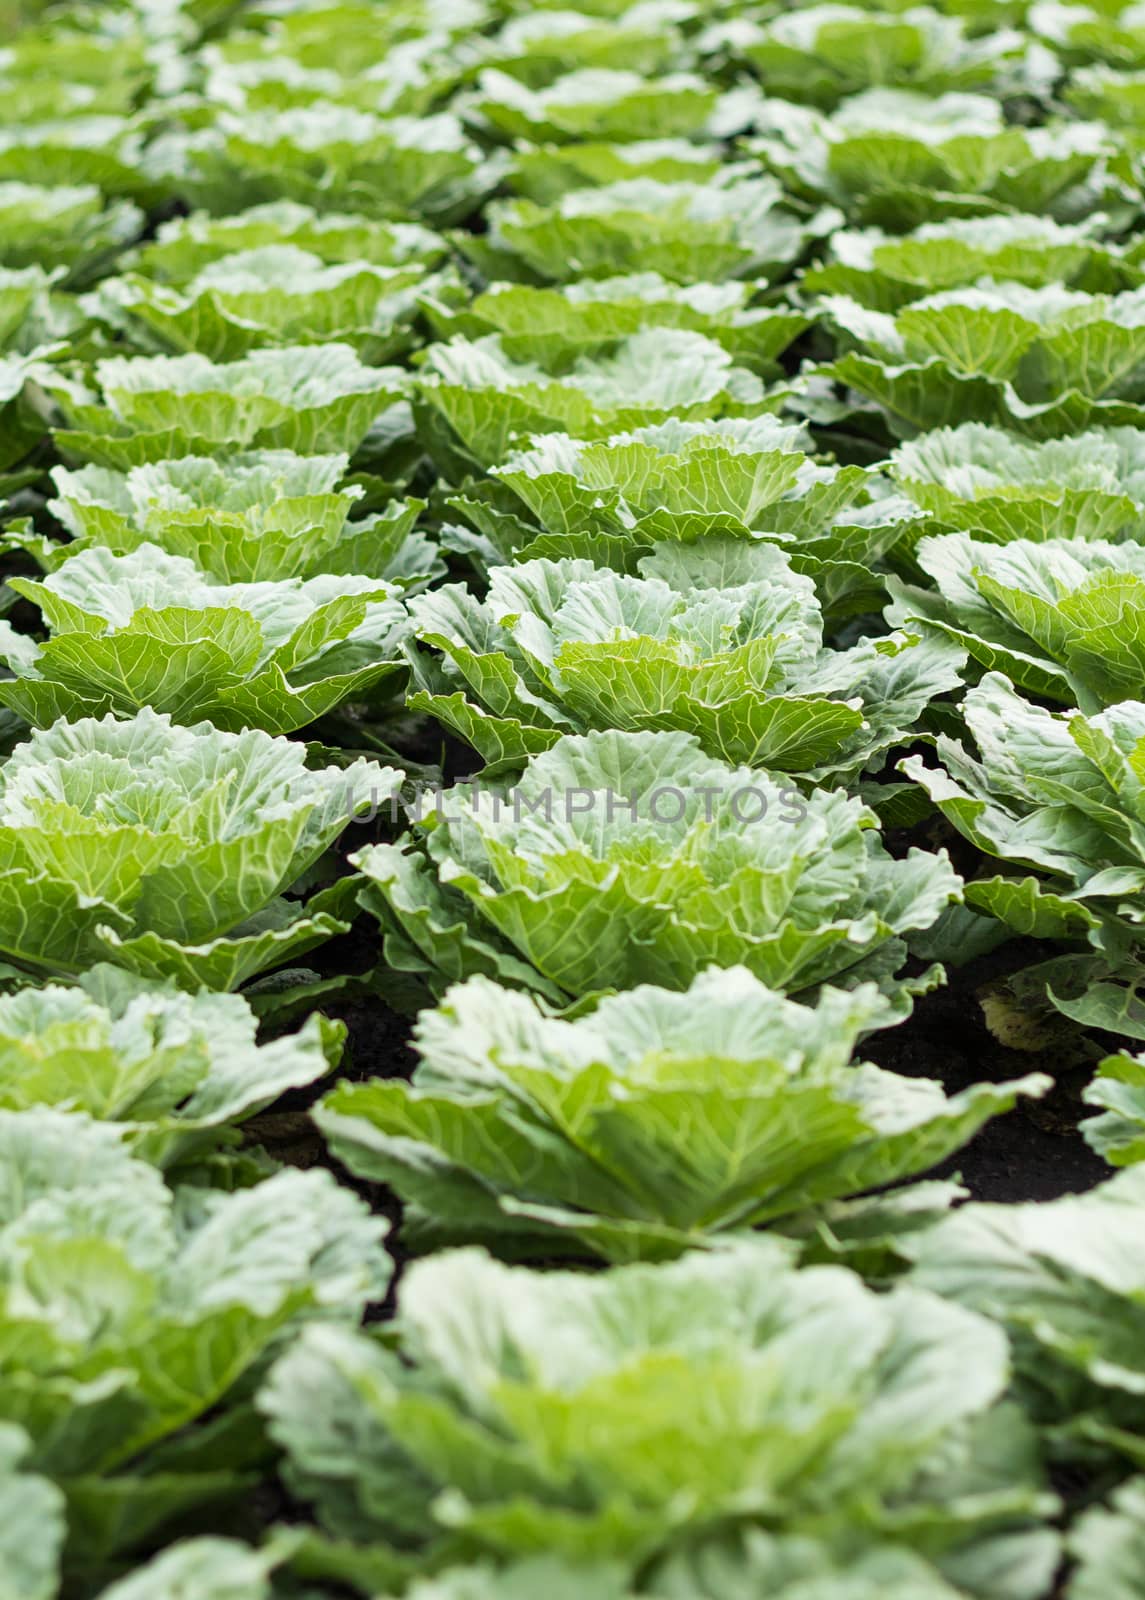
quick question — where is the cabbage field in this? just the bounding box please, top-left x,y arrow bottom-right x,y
10,0 -> 1145,1595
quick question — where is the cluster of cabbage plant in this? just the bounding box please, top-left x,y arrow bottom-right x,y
4,0 -> 1145,1595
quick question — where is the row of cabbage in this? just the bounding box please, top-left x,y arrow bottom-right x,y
8,0 -> 1145,1596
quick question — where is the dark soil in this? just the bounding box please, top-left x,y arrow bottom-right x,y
864,946 -> 1111,1204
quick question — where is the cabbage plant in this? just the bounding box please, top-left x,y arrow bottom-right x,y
318,967 -> 1046,1261
803,214 -> 1134,310
158,105 -> 507,223
1067,1479 -> 1145,1600
0,708 -> 399,987
1,1425 -> 64,1597
822,281 -> 1145,435
752,89 -> 1131,229
86,1537 -> 297,1600
0,1109 -> 390,1567
505,137 -> 726,207
0,544 -> 409,733
0,181 -> 142,285
415,329 -> 775,471
83,1538 -> 985,1600
476,2 -> 689,82
908,1168 -> 1145,1469
0,965 -> 340,1169
0,116 -> 162,205
48,346 -> 406,469
29,451 -> 433,586
889,422 -> 1145,539
903,672 -> 1145,957
487,417 -> 873,549
0,349 -> 53,481
354,727 -> 961,1003
216,0 -> 485,64
87,246 -> 444,364
888,531 -> 1145,708
0,27 -> 148,121
259,1241 -> 1055,1588
1033,1 -> 1145,70
421,274 -> 809,374
407,547 -> 964,778
466,419 -> 911,618
127,201 -> 448,284
381,1548 -> 990,1600
462,68 -> 724,145
195,24 -> 465,120
721,3 -> 1049,107
1081,1044 -> 1145,1166
1067,61 -> 1145,134
0,265 -> 61,354
468,173 -> 842,285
